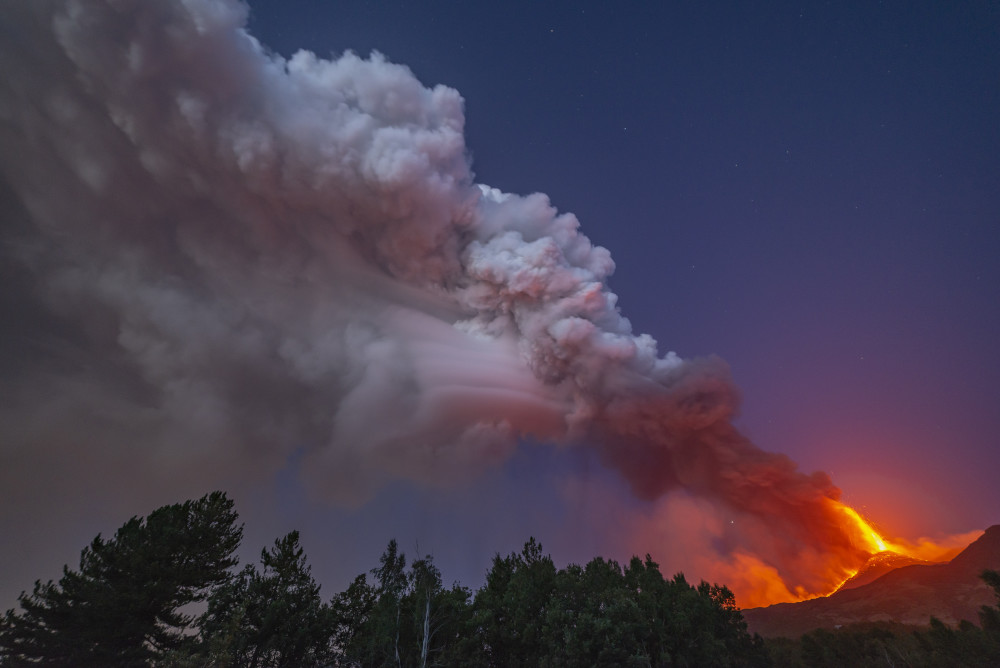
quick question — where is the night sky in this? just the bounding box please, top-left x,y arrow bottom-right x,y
1,0 -> 998,609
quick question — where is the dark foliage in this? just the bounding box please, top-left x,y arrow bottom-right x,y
332,539 -> 476,667
9,492 -> 925,668
198,530 -> 336,667
446,539 -> 767,668
0,491 -> 242,667
762,569 -> 1000,667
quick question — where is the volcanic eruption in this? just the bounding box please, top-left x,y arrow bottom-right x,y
0,0 -> 977,607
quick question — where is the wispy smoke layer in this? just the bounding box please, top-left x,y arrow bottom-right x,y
1,0 -> 869,598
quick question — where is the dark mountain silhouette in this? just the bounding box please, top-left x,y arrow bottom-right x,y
743,525 -> 1000,638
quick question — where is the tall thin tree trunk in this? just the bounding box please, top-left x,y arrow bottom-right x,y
395,603 -> 401,668
420,595 -> 430,668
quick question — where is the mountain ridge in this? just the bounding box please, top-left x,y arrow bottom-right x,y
835,551 -> 930,592
742,525 -> 1000,638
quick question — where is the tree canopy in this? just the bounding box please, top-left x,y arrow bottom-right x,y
198,530 -> 335,667
4,491 -> 997,667
0,491 -> 242,666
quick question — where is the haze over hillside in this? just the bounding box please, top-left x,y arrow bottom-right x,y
743,525 -> 1000,638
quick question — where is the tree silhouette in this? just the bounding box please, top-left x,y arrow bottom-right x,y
0,496 -> 794,667
0,492 -> 241,666
199,530 -> 335,667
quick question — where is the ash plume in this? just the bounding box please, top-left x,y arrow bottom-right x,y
1,0 -> 869,599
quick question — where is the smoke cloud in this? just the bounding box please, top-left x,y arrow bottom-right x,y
1,0 -> 873,601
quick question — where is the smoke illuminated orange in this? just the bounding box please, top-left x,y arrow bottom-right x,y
829,501 -> 978,563
721,499 -> 984,608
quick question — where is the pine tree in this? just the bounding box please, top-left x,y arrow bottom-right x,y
0,491 -> 242,666
200,530 -> 335,667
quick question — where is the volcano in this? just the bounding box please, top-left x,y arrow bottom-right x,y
742,525 -> 1000,637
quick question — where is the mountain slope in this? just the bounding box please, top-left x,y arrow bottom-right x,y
743,525 -> 1000,638
835,551 -> 930,592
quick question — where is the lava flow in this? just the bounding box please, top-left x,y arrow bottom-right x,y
717,499 -> 983,609
812,501 -> 979,601
835,503 -> 890,555
833,501 -> 978,563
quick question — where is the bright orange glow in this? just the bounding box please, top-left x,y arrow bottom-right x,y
835,502 -> 889,554
719,500 -> 983,608
829,501 -> 981,563
637,485 -> 982,609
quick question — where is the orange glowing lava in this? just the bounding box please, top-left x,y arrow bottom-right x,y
835,502 -> 890,555
722,500 -> 982,608
829,501 -> 978,562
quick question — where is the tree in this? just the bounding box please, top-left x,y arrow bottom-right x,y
539,557 -> 648,667
331,541 -> 477,667
199,530 -> 335,667
979,569 -> 1000,636
471,537 -> 558,667
333,539 -> 409,667
331,573 -> 378,664
404,555 -> 476,668
768,572 -> 1000,667
907,569 -> 1000,667
659,575 -> 767,666
0,491 -> 242,667
470,541 -> 768,667
373,538 -> 409,667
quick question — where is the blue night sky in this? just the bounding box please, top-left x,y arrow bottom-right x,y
1,0 -> 998,608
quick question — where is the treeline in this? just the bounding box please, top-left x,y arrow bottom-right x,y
765,585 -> 1000,668
2,492 -> 998,667
0,491 -> 767,666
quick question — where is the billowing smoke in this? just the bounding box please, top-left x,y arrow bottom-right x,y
1,0 -> 872,601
